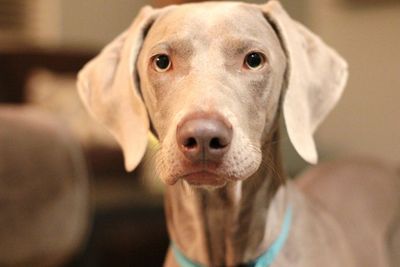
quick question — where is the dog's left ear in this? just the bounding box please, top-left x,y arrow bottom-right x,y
77,6 -> 160,171
260,1 -> 348,164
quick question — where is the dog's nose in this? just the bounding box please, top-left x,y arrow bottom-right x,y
176,117 -> 232,162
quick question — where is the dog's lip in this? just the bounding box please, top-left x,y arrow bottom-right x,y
180,170 -> 225,186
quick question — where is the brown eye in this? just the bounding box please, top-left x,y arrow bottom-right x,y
244,52 -> 264,70
153,54 -> 171,72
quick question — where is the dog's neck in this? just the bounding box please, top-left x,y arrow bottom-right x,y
164,128 -> 291,266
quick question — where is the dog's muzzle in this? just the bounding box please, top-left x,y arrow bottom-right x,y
175,113 -> 233,186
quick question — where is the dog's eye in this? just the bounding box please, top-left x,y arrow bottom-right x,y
244,52 -> 264,70
153,54 -> 171,72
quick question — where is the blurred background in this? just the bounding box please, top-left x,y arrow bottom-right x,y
0,0 -> 399,266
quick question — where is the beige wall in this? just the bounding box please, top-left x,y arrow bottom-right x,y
59,0 -> 149,49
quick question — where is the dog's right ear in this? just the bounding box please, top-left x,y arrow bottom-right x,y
77,6 -> 160,172
260,1 -> 348,164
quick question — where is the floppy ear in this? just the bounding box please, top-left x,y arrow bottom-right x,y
77,6 -> 160,171
261,1 -> 348,164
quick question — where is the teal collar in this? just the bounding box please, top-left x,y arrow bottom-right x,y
172,205 -> 293,267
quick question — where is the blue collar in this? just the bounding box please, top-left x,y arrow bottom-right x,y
172,205 -> 293,267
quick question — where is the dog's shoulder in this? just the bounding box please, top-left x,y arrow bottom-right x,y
294,158 -> 400,266
295,158 -> 400,212
294,158 -> 400,226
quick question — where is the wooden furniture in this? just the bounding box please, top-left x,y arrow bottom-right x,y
0,48 -> 94,103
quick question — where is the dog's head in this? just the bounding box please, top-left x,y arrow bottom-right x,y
77,1 -> 347,187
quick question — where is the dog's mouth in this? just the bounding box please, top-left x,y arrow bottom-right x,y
160,149 -> 261,187
180,170 -> 226,187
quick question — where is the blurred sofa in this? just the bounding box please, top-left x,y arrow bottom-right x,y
0,106 -> 90,267
0,48 -> 168,266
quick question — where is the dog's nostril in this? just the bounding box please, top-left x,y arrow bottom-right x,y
184,137 -> 197,149
209,137 -> 226,149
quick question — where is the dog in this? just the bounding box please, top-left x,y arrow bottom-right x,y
77,1 -> 400,266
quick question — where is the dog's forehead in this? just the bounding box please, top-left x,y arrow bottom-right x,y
150,2 -> 270,42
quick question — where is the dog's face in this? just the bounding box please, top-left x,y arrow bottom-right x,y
137,3 -> 286,187
77,1 -> 347,189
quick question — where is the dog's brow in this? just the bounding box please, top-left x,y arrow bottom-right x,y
222,37 -> 268,57
150,38 -> 193,58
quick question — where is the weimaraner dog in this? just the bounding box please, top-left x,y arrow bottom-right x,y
77,1 -> 400,266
